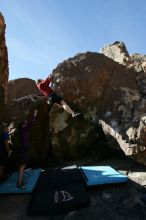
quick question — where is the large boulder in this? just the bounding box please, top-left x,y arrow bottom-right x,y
52,52 -> 136,121
0,12 -> 8,131
50,51 -> 146,165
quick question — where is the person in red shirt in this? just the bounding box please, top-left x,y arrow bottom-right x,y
36,75 -> 81,118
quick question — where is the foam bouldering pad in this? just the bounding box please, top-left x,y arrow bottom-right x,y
80,166 -> 128,186
0,168 -> 41,194
28,168 -> 89,215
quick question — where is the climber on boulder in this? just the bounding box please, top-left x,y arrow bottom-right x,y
36,75 -> 81,118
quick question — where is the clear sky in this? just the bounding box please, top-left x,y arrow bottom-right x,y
0,0 -> 146,80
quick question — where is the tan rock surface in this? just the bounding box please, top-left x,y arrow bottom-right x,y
0,12 -> 8,130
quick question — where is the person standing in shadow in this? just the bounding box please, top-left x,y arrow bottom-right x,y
16,109 -> 37,189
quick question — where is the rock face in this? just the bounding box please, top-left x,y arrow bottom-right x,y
100,42 -> 146,165
0,12 -> 8,131
7,78 -> 41,102
50,51 -> 146,165
48,105 -> 104,161
100,41 -> 129,64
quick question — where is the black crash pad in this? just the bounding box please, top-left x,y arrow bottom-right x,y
28,168 -> 89,216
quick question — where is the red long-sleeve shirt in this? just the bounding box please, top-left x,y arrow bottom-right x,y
37,77 -> 53,97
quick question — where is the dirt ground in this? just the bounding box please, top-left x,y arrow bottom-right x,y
1,157 -> 146,220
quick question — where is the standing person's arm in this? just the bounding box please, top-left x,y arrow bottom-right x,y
26,109 -> 38,128
3,132 -> 11,157
34,109 -> 38,117
4,141 -> 11,157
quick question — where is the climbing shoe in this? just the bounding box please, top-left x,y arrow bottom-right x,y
72,112 -> 81,118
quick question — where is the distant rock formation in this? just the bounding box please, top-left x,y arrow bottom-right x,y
0,12 -> 8,131
8,78 -> 41,102
100,41 -> 146,73
100,41 -> 129,64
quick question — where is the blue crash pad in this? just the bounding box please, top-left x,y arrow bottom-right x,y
80,166 -> 128,186
0,168 -> 41,194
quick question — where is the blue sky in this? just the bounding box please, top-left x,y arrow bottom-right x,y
0,0 -> 146,80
